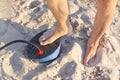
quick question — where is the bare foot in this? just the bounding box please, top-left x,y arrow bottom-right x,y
39,21 -> 72,45
83,39 -> 100,66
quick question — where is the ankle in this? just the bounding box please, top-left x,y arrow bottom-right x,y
57,25 -> 68,34
88,38 -> 100,46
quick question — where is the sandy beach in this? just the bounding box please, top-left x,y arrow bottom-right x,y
0,0 -> 120,80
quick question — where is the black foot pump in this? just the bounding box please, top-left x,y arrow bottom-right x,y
0,30 -> 61,63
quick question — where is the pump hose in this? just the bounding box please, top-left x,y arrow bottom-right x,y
0,40 -> 40,51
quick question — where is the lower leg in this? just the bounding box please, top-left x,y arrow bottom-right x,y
83,0 -> 117,66
39,0 -> 72,45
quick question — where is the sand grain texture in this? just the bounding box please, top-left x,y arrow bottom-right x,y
0,0 -> 120,80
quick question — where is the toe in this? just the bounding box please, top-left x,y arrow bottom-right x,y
40,38 -> 53,45
83,56 -> 89,66
39,37 -> 46,42
39,36 -> 47,45
39,32 -> 49,43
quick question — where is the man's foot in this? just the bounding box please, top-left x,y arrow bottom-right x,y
39,21 -> 72,45
83,38 -> 100,66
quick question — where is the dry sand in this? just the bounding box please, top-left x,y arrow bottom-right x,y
0,0 -> 120,80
